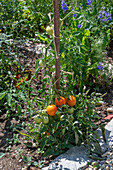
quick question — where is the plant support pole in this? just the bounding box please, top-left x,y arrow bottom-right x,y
53,0 -> 60,90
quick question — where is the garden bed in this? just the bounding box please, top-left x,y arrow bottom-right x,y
0,41 -> 113,170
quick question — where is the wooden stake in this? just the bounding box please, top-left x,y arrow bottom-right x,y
53,0 -> 60,90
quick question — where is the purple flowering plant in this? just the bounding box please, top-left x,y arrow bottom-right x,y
61,0 -> 68,13
98,14 -> 103,19
98,7 -> 112,22
87,0 -> 93,5
59,0 -> 112,87
97,62 -> 103,70
77,23 -> 82,28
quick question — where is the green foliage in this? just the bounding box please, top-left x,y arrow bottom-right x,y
0,33 -> 33,118
59,1 -> 113,90
0,0 -> 53,38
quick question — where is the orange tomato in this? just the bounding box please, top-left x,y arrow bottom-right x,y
55,96 -> 66,107
14,83 -> 20,89
47,132 -> 50,136
16,75 -> 21,80
46,104 -> 57,116
66,95 -> 76,107
14,82 -> 19,89
42,132 -> 50,137
14,75 -> 28,89
20,80 -> 23,85
16,85 -> 20,89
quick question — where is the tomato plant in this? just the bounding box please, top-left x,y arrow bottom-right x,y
14,75 -> 28,89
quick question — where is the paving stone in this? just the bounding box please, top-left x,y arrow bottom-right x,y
105,119 -> 113,147
42,145 -> 92,170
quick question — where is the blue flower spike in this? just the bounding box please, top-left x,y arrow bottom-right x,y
97,62 -> 103,70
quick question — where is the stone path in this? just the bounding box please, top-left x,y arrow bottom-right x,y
42,119 -> 113,170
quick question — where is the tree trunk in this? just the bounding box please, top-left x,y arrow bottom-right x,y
53,0 -> 60,90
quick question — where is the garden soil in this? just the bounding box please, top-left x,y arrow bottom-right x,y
0,41 -> 113,170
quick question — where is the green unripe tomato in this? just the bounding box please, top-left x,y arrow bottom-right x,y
34,115 -> 42,123
68,107 -> 74,114
42,116 -> 49,124
46,26 -> 53,36
39,59 -> 45,66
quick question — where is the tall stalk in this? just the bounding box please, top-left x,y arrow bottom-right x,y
53,0 -> 60,91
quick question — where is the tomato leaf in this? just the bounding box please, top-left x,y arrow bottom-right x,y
17,105 -> 21,115
40,137 -> 47,151
7,93 -> 12,106
0,92 -> 6,100
42,148 -> 54,157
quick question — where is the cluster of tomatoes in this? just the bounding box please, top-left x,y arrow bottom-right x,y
34,95 -> 76,137
34,95 -> 76,124
46,95 -> 76,116
14,75 -> 28,89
